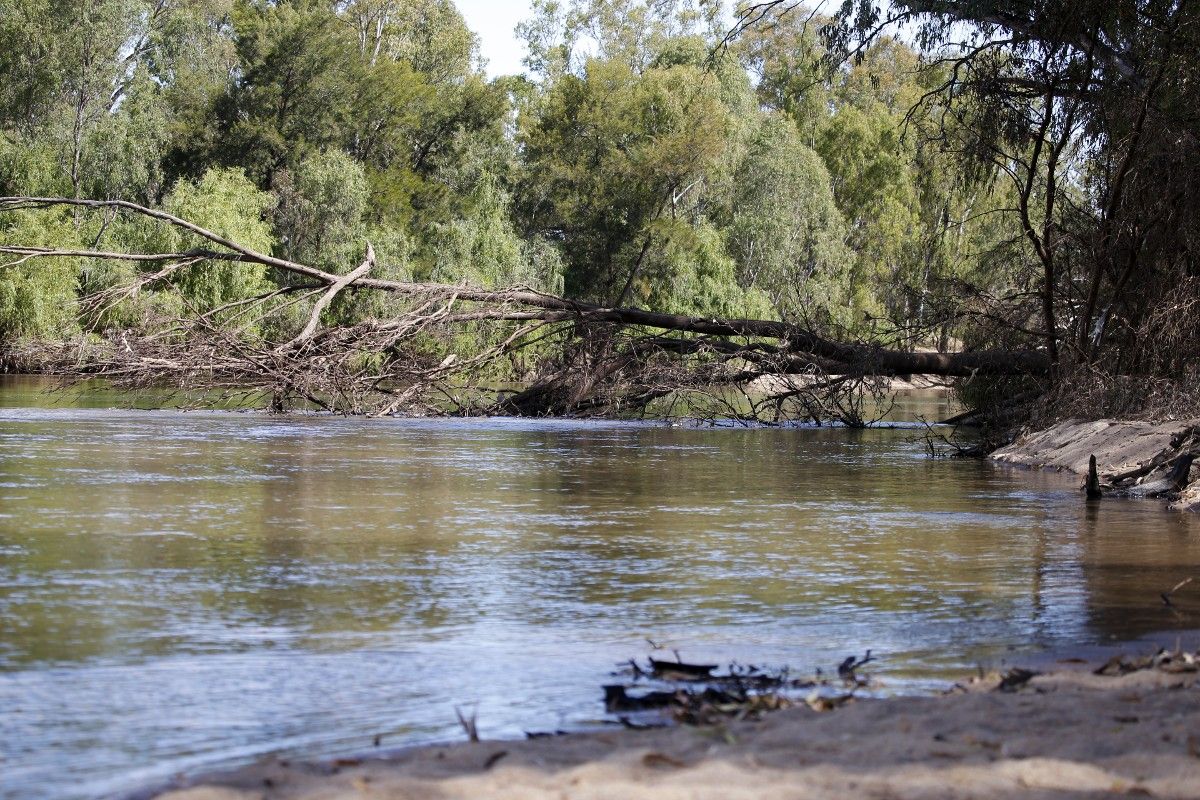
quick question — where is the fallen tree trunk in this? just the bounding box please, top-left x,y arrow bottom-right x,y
0,196 -> 1051,418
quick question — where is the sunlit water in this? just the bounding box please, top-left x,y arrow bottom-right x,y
2,376 -> 1199,800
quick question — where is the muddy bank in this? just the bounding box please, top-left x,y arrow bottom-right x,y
152,661 -> 1200,800
992,418 -> 1200,511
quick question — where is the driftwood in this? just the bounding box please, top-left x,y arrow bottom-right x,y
0,195 -> 1053,418
1117,453 -> 1196,498
1161,576 -> 1196,607
1089,451 -> 1197,500
606,652 -> 874,728
1094,646 -> 1200,676
649,658 -> 718,680
1106,449 -> 1181,485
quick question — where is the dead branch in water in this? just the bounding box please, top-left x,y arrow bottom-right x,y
454,706 -> 480,743
1161,577 -> 1196,607
1,196 -> 1052,418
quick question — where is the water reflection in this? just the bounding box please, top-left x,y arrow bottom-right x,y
1,377 -> 1198,800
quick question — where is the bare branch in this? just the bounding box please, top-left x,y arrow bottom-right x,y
276,244 -> 375,353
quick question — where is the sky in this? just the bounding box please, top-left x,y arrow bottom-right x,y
455,0 -> 536,77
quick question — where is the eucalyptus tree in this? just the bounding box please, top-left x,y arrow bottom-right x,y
517,48 -> 738,309
0,0 -> 239,338
738,0 -> 1200,398
0,0 -> 234,202
337,0 -> 476,78
517,2 -> 788,320
911,0 -> 1197,389
212,0 -> 365,183
518,0 -> 726,78
727,116 -> 854,329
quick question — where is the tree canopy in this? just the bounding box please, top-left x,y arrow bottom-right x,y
1,0 -> 1194,418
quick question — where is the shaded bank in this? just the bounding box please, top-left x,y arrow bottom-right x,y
151,662 -> 1200,800
992,419 -> 1200,512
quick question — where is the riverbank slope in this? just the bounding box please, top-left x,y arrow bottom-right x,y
155,664 -> 1200,800
991,418 -> 1200,511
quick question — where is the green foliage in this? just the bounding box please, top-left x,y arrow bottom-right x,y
429,175 -> 562,291
81,72 -> 172,202
728,117 -> 853,328
518,0 -> 724,78
219,0 -> 361,180
517,54 -> 735,305
734,5 -> 831,141
341,0 -> 478,80
642,218 -> 775,319
814,99 -> 920,323
0,0 -> 1033,366
273,150 -> 369,271
0,133 -> 68,197
155,168 -> 274,311
0,209 -> 81,339
0,0 -> 233,199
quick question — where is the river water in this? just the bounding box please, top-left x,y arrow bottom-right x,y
2,376 -> 1199,799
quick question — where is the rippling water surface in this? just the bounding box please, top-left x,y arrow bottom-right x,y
2,376 -> 1199,799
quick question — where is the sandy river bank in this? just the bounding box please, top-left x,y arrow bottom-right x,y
153,658 -> 1200,800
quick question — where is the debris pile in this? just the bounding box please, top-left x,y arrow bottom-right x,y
1094,646 -> 1199,676
600,650 -> 878,728
952,645 -> 1200,694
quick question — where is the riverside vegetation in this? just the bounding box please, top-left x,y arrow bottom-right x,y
1,0 -> 1197,426
7,4 -> 1200,796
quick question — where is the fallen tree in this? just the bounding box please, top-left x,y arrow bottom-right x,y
0,196 -> 1050,420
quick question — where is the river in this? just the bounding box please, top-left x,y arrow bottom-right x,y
2,376 -> 1198,799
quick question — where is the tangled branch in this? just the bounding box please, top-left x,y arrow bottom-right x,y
0,196 -> 1050,420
